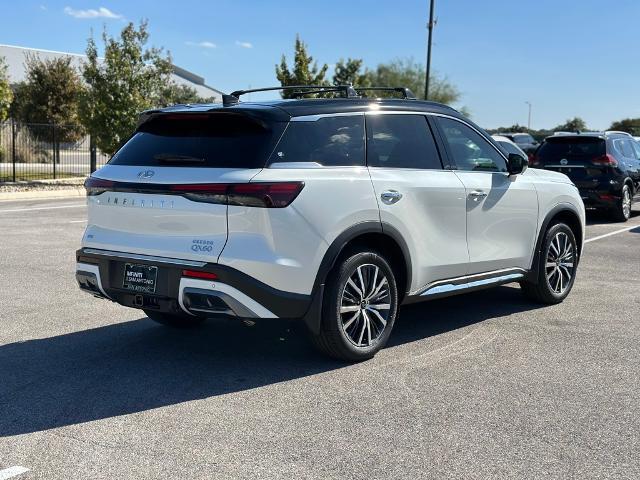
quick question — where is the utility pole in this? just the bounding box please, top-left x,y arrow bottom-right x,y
525,101 -> 532,130
425,0 -> 435,100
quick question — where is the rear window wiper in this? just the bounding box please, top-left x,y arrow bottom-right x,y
153,153 -> 205,164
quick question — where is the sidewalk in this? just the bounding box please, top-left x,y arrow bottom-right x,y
0,177 -> 86,201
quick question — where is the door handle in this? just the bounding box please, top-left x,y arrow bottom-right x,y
469,190 -> 488,201
380,190 -> 403,204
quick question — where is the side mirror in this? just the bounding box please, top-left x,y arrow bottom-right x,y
507,153 -> 528,175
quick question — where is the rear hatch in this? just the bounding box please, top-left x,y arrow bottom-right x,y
535,136 -> 610,188
83,110 -> 287,262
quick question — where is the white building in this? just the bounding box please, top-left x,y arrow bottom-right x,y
0,44 -> 223,102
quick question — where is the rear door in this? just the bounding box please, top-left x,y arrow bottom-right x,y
434,116 -> 538,274
365,112 -> 469,292
84,111 -> 286,262
612,137 -> 640,184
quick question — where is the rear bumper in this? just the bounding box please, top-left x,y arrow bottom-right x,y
75,248 -> 312,320
577,188 -> 620,209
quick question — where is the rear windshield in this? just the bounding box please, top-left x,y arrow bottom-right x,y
537,137 -> 605,163
109,113 -> 285,168
513,134 -> 534,144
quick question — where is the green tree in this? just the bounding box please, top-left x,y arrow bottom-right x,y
80,20 -> 172,155
492,124 -> 529,133
367,58 -> 460,105
275,35 -> 328,98
553,117 -> 588,133
332,58 -> 371,88
156,82 -> 214,107
608,118 -> 640,136
0,56 -> 12,122
11,54 -> 85,142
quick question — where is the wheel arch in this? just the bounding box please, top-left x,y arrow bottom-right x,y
302,221 -> 412,334
527,203 -> 583,284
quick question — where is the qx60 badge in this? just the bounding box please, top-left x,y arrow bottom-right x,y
137,170 -> 155,179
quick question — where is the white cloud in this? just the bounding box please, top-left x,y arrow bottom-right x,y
64,6 -> 123,19
185,41 -> 217,49
235,41 -> 253,49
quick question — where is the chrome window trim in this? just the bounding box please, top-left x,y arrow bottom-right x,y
363,110 -> 511,168
290,112 -> 365,122
288,109 -> 509,172
82,248 -> 207,267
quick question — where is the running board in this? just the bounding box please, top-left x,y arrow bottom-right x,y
407,268 -> 526,302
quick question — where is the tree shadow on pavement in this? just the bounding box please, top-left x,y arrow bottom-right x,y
0,285 -> 541,437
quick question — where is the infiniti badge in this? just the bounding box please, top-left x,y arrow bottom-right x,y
137,170 -> 155,179
560,159 -> 568,165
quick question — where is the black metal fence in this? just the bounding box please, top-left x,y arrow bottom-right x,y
0,120 -> 110,182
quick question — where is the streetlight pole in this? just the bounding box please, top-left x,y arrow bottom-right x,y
425,0 -> 435,100
525,101 -> 532,131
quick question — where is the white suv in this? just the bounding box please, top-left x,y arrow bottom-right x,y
76,86 -> 585,361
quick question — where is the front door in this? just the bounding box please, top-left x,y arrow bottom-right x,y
434,116 -> 538,274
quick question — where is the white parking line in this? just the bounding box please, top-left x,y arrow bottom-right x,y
585,225 -> 639,244
0,466 -> 29,479
0,204 -> 85,214
69,220 -> 86,223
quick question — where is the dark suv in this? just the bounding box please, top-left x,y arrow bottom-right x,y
532,132 -> 639,221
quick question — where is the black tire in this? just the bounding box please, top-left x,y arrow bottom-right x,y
310,250 -> 399,362
144,310 -> 205,328
610,184 -> 632,222
520,222 -> 578,304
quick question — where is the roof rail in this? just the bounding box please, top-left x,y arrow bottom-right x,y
604,130 -> 632,137
223,85 -> 359,106
354,87 -> 416,99
222,85 -> 419,106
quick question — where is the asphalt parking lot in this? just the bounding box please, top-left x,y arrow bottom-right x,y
0,197 -> 639,479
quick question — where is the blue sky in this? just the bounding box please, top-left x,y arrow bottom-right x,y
1,0 -> 638,130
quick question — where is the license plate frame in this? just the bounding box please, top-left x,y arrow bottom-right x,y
123,263 -> 158,294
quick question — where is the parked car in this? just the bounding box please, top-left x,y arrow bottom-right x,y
76,85 -> 585,361
497,132 -> 539,156
492,135 -> 529,160
532,131 -> 639,221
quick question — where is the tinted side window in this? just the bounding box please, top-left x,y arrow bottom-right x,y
437,117 -> 508,172
270,115 -> 365,167
614,138 -> 634,158
366,115 -> 442,169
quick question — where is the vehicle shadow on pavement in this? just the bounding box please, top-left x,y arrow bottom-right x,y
0,285 -> 541,437
585,208 -> 639,225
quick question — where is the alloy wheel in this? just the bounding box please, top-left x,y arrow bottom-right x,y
339,264 -> 391,347
622,187 -> 632,220
545,232 -> 575,295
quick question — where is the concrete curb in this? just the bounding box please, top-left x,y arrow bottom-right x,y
0,188 -> 85,202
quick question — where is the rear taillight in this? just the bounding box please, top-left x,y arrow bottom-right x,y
228,182 -> 305,208
84,177 -> 115,196
528,153 -> 539,166
591,154 -> 617,166
84,177 -> 304,208
170,182 -> 304,207
182,269 -> 218,280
